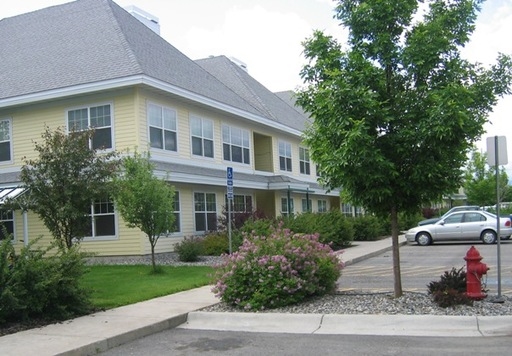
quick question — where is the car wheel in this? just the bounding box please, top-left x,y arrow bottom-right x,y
481,230 -> 497,244
416,232 -> 432,246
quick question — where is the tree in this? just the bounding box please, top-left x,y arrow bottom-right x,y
296,0 -> 512,297
464,148 -> 509,206
18,126 -> 119,249
113,152 -> 175,271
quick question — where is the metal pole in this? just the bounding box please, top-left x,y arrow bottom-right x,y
228,196 -> 232,254
495,135 -> 502,298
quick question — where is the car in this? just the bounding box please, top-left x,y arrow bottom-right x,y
417,205 -> 481,226
406,210 -> 512,246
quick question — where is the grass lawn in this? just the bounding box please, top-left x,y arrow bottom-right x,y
81,265 -> 215,309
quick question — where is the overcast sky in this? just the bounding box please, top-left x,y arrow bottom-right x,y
2,0 -> 511,174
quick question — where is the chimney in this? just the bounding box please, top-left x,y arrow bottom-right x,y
125,5 -> 160,35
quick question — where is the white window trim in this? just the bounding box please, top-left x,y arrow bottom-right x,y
278,140 -> 292,172
0,118 -> 13,165
299,146 -> 311,175
222,124 -> 251,165
193,191 -> 217,233
0,209 -> 16,242
82,199 -> 118,242
66,102 -> 115,151
147,101 -> 178,154
190,114 -> 214,159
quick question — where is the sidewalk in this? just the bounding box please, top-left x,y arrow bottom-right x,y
1,236 -> 511,355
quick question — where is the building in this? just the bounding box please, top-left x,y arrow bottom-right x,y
0,0 -> 340,256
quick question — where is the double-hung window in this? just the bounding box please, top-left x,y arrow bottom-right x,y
225,194 -> 253,213
222,125 -> 250,164
194,192 -> 217,232
171,191 -> 181,233
318,200 -> 327,213
281,197 -> 294,217
0,119 -> 12,162
302,198 -> 312,213
86,197 -> 116,238
0,210 -> 14,240
279,141 -> 292,172
190,116 -> 214,158
299,147 -> 310,175
68,104 -> 112,149
148,103 -> 177,152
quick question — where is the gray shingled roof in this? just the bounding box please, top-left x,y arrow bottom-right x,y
196,56 -> 310,132
0,0 -> 263,118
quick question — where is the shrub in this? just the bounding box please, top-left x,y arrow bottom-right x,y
0,238 -> 93,324
427,267 -> 473,308
351,215 -> 386,241
281,210 -> 353,250
202,232 -> 229,256
174,236 -> 204,262
212,226 -> 344,310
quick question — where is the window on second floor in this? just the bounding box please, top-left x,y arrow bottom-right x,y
190,116 -> 214,158
279,141 -> 292,172
299,147 -> 310,175
68,104 -> 112,150
148,103 -> 177,152
0,119 -> 12,162
222,125 -> 250,164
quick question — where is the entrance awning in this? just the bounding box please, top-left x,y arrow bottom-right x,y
0,186 -> 27,205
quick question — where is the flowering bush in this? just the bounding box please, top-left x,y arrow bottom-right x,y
212,226 -> 344,310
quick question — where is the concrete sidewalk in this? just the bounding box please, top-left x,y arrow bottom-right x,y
1,236 -> 510,356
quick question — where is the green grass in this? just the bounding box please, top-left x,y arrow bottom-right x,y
81,265 -> 215,309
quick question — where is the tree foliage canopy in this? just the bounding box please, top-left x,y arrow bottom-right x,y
296,0 -> 512,217
18,126 -> 119,249
464,148 -> 509,206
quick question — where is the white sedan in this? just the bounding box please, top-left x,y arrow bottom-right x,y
406,210 -> 512,246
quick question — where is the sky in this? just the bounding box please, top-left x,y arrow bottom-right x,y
2,0 -> 512,174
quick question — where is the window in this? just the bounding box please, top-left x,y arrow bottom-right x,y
318,200 -> 327,213
225,194 -> 253,213
302,198 -> 312,213
281,197 -> 294,217
148,103 -> 177,152
279,141 -> 292,172
171,191 -> 181,233
68,104 -> 112,149
0,119 -> 11,162
190,116 -> 214,158
342,203 -> 353,217
222,125 -> 250,164
86,197 -> 116,237
299,147 -> 310,175
445,213 -> 463,224
0,210 -> 14,240
194,192 -> 217,232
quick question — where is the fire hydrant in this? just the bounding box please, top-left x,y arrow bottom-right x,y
464,246 -> 489,300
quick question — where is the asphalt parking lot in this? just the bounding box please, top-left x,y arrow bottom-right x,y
339,241 -> 512,296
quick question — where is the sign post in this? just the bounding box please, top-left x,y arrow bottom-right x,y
486,135 -> 508,302
227,167 -> 233,254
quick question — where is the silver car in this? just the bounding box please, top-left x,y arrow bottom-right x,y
406,210 -> 512,246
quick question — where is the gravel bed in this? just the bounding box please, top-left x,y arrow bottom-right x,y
201,291 -> 512,316
88,253 -> 512,316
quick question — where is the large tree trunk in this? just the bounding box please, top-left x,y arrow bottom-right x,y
390,206 -> 403,297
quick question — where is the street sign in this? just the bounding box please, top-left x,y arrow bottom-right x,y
227,167 -> 233,200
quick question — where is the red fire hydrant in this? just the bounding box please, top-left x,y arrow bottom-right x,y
464,246 -> 489,300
